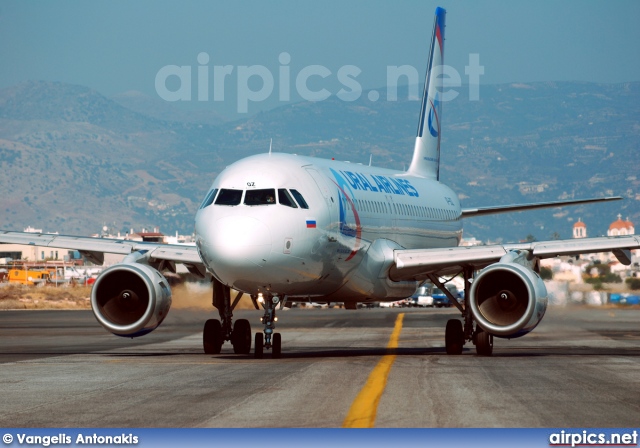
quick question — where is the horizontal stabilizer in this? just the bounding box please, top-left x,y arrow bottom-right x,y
461,196 -> 622,218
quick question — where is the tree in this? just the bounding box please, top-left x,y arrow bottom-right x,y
626,278 -> 640,290
540,266 -> 553,280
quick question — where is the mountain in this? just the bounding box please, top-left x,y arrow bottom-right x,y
0,81 -> 215,235
111,90 -> 226,126
0,80 -> 638,242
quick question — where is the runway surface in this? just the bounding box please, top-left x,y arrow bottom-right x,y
0,306 -> 639,427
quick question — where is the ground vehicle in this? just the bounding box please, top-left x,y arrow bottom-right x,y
610,293 -> 640,305
431,285 -> 462,308
414,286 -> 434,307
8,268 -> 50,285
408,286 -> 434,307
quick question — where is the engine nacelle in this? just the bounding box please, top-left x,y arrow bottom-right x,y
469,262 -> 547,339
91,263 -> 172,337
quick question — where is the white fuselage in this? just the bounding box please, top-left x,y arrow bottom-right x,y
194,153 -> 462,303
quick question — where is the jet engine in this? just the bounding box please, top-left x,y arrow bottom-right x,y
90,263 -> 172,337
469,260 -> 547,339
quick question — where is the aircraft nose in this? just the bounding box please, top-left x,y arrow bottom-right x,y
202,215 -> 272,271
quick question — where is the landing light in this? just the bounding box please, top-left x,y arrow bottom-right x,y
258,293 -> 264,303
274,317 -> 278,322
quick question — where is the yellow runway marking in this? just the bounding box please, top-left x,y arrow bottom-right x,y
342,313 -> 404,428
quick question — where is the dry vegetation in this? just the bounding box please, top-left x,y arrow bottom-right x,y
0,281 -> 256,311
0,284 -> 91,310
170,282 -> 256,311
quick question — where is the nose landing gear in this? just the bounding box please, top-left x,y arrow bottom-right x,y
254,293 -> 282,359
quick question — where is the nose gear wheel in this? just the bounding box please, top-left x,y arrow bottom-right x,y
254,293 -> 284,358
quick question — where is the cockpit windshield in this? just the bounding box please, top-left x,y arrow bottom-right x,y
244,189 -> 276,206
277,189 -> 298,208
215,189 -> 243,206
290,189 -> 309,209
212,187 -> 308,208
199,188 -> 218,210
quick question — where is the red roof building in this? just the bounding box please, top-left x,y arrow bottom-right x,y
607,214 -> 635,237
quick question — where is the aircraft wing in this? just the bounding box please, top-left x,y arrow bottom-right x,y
0,230 -> 202,267
391,235 -> 640,281
461,196 -> 622,218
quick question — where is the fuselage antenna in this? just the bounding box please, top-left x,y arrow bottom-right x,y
369,154 -> 373,166
269,138 -> 272,155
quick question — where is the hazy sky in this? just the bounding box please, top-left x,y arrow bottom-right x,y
1,0 -> 639,117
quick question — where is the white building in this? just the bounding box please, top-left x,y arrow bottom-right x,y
572,218 -> 587,238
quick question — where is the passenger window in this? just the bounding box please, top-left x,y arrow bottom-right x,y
290,189 -> 309,209
215,189 -> 242,206
278,189 -> 298,208
199,188 -> 218,210
244,188 -> 276,206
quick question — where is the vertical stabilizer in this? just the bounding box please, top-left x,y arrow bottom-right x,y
408,7 -> 446,179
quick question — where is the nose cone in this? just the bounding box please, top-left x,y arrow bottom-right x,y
199,215 -> 272,282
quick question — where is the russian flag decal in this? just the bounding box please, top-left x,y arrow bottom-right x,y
306,219 -> 317,228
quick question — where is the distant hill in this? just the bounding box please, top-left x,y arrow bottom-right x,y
111,90 -> 226,126
0,80 -> 638,242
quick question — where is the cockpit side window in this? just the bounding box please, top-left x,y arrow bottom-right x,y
199,188 -> 218,210
215,189 -> 243,206
278,189 -> 298,208
244,188 -> 276,206
290,189 -> 309,209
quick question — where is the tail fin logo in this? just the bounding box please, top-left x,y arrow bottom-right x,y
428,96 -> 441,138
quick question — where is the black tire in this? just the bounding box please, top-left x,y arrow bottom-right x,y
272,332 -> 282,358
475,328 -> 494,356
254,332 -> 264,359
203,319 -> 223,354
445,319 -> 464,355
232,319 -> 252,354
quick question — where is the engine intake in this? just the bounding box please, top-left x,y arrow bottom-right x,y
91,263 -> 172,337
469,262 -> 547,338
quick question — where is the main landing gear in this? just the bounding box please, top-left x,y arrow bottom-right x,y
429,269 -> 494,357
203,279 -> 252,355
254,293 -> 282,359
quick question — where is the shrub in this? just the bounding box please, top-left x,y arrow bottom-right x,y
540,266 -> 553,280
626,278 -> 640,291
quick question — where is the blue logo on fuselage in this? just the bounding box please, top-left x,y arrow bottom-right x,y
336,170 -> 419,197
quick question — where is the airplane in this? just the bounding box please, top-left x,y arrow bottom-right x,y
1,7 -> 639,358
